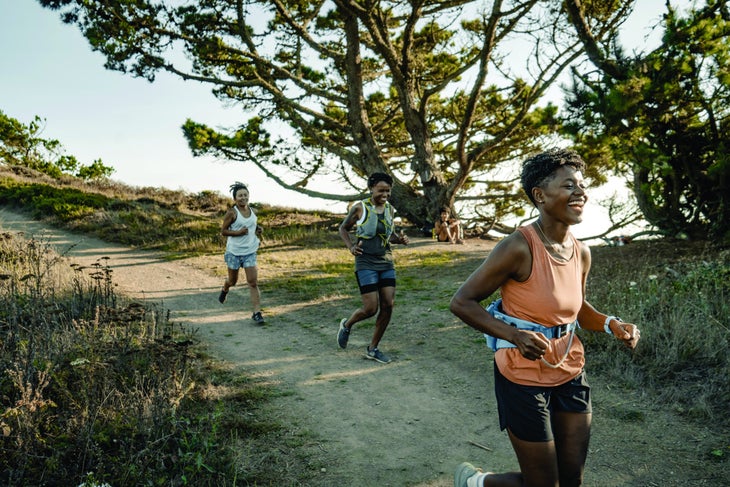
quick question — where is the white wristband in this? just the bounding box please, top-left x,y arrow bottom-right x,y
604,316 -> 621,335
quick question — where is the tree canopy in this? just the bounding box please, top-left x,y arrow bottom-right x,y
39,0 -> 727,240
39,0 -> 637,228
564,0 -> 730,242
0,110 -> 115,181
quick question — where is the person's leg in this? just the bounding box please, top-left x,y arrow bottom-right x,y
243,265 -> 260,314
369,285 -> 394,349
450,221 -> 464,243
337,290 -> 377,348
552,412 -> 591,486
222,253 -> 241,292
345,291 -> 378,327
463,364 -> 559,487
502,431 -> 559,487
551,370 -> 592,486
218,266 -> 238,303
224,267 -> 239,291
218,264 -> 239,303
344,269 -> 380,328
456,432 -> 557,487
338,270 -> 380,348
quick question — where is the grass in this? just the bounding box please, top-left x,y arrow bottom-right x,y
0,231 -> 312,486
0,167 -> 728,483
585,240 -> 730,421
0,165 -> 343,257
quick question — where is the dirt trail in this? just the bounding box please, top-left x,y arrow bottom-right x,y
1,207 -> 724,487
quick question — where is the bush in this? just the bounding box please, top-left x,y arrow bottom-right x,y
584,240 -> 730,422
0,234 -> 243,485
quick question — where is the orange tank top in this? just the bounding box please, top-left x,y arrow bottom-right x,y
495,225 -> 585,386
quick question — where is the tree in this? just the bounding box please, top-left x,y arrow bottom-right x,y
564,0 -> 730,242
0,110 -> 115,181
39,0 -> 632,228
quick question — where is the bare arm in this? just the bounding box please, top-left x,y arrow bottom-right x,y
339,202 -> 363,255
450,232 -> 550,360
576,241 -> 640,349
221,208 -> 248,237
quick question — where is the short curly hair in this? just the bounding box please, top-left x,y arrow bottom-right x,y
229,181 -> 248,198
520,148 -> 586,206
367,172 -> 393,188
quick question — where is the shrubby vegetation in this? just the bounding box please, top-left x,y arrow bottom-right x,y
0,169 -> 343,485
585,241 -> 730,423
0,233 -> 196,483
0,231 -> 319,485
0,111 -> 115,181
0,165 -> 342,256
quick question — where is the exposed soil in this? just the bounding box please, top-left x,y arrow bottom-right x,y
0,207 -> 726,487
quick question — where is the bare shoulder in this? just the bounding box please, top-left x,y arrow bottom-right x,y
340,201 -> 363,229
493,230 -> 530,259
577,238 -> 592,268
475,230 -> 531,279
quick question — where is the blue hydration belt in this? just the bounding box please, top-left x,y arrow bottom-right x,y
484,299 -> 579,352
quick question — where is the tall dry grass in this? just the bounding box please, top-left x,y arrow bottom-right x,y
0,233 -> 294,485
585,240 -> 730,424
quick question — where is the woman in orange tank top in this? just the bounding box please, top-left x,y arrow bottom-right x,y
450,149 -> 640,487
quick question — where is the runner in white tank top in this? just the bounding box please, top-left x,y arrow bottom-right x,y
218,182 -> 265,324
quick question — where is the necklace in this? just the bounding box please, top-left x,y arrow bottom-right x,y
535,220 -> 570,262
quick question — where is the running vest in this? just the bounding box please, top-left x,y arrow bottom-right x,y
355,199 -> 394,241
225,206 -> 260,256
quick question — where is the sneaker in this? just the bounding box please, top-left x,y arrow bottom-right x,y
337,318 -> 350,349
365,346 -> 391,364
454,462 -> 481,487
218,289 -> 228,303
252,311 -> 265,324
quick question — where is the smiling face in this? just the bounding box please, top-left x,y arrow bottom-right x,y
234,188 -> 250,207
534,165 -> 587,225
369,181 -> 392,206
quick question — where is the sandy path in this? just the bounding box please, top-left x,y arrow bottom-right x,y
1,207 -> 724,487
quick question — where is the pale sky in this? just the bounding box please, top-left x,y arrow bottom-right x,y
0,1 -> 675,234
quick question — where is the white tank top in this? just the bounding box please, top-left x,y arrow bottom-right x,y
225,206 -> 260,255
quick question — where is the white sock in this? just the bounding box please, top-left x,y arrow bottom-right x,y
467,472 -> 489,487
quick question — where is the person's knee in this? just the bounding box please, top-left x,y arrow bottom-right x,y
359,300 -> 379,316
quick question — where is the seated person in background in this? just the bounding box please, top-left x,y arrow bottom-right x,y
435,207 -> 464,244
